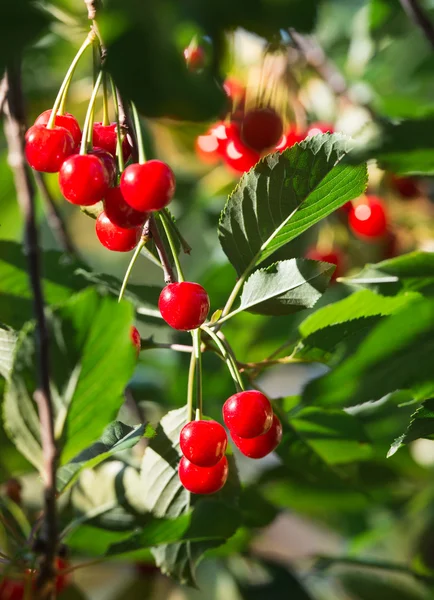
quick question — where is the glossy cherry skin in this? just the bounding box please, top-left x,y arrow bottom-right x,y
223,124 -> 260,173
275,127 -> 305,152
349,195 -> 388,239
180,420 -> 227,467
241,107 -> 283,152
93,122 -> 132,163
232,414 -> 282,459
120,160 -> 176,212
306,247 -> 345,281
104,186 -> 148,229
306,122 -> 334,136
130,326 -> 141,357
223,390 -> 273,439
59,154 -> 110,206
34,110 -> 82,148
95,212 -> 142,252
179,455 -> 228,494
195,130 -> 220,165
184,46 -> 206,71
25,124 -> 75,173
158,282 -> 210,330
90,147 -> 117,186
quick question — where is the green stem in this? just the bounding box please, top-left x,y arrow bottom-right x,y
131,101 -> 146,164
158,211 -> 185,282
118,236 -> 147,302
163,208 -> 192,254
80,70 -> 103,155
47,35 -> 93,129
201,325 -> 244,391
102,72 -> 110,126
193,329 -> 203,419
109,77 -> 125,173
187,349 -> 196,422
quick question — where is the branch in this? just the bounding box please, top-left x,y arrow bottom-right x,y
84,0 -> 102,20
117,92 -> 139,163
4,59 -> 58,600
399,0 -> 434,50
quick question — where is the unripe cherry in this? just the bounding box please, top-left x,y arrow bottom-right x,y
158,282 -> 210,331
95,212 -> 142,252
130,326 -> 141,357
59,154 -> 110,206
231,414 -> 282,459
223,390 -> 273,439
179,455 -> 228,494
348,195 -> 388,239
93,122 -> 132,163
25,124 -> 75,173
241,107 -> 283,152
104,186 -> 148,229
180,420 -> 227,467
120,160 -> 175,212
34,110 -> 82,148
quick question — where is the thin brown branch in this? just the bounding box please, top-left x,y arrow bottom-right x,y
84,0 -> 102,20
399,0 -> 434,50
4,59 -> 58,600
149,216 -> 176,284
33,172 -> 77,256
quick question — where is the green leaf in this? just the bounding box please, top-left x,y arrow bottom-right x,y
388,399 -> 434,457
303,297 -> 434,408
235,259 -> 334,317
139,407 -> 241,585
3,289 -> 136,471
337,567 -> 432,600
218,134 -> 368,276
57,421 -> 153,493
0,325 -> 17,381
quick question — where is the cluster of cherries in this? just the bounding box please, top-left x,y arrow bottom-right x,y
179,390 -> 282,495
25,108 -> 176,253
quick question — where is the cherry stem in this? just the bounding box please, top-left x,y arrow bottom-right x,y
109,77 -> 125,173
149,216 -> 176,284
163,208 -> 192,254
118,235 -> 148,303
130,101 -> 146,164
80,69 -> 103,155
158,210 -> 185,282
47,34 -> 94,129
102,71 -> 110,127
187,348 -> 196,422
201,325 -> 244,391
192,328 -> 203,420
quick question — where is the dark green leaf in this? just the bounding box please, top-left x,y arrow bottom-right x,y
235,259 -> 334,317
3,289 -> 136,471
303,297 -> 434,408
57,421 -> 153,493
0,326 -> 17,381
337,567 -> 432,600
58,586 -> 89,600
218,134 -> 368,276
388,399 -> 434,457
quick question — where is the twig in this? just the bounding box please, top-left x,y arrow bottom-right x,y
117,93 -> 139,163
4,58 -> 58,600
84,0 -> 102,20
149,216 -> 176,284
33,172 -> 77,256
399,0 -> 434,50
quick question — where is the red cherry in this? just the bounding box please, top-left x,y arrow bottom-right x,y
59,154 -> 110,206
223,125 -> 260,173
349,195 -> 388,239
95,212 -> 142,252
130,326 -> 141,357
231,414 -> 282,459
0,579 -> 25,600
25,124 -> 75,173
275,127 -> 305,151
184,46 -> 206,71
158,282 -> 210,330
195,131 -> 220,165
305,247 -> 345,281
55,558 -> 69,593
390,174 -> 421,199
223,390 -> 273,439
178,455 -> 228,494
93,122 -> 132,163
180,420 -> 227,467
104,186 -> 148,229
120,160 -> 175,212
90,147 -> 117,186
34,110 -> 82,148
241,107 -> 283,152
306,122 -> 334,136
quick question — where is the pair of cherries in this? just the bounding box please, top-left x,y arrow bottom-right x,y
223,390 -> 282,459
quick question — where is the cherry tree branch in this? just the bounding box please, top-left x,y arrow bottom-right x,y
4,58 -> 58,600
399,0 -> 434,50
